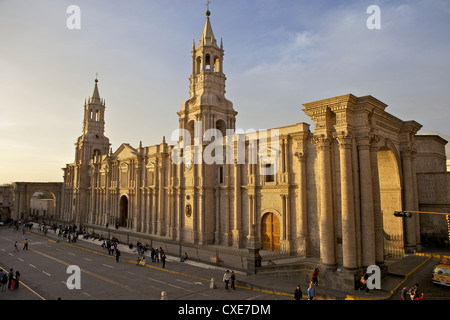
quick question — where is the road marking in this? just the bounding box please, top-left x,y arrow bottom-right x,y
246,293 -> 267,300
167,283 -> 195,292
30,248 -> 151,299
42,271 -> 52,276
176,279 -> 193,285
83,258 -> 92,261
148,278 -> 166,284
8,253 -> 13,256
18,258 -> 24,262
1,263 -> 45,300
68,252 -> 76,256
102,264 -> 114,269
29,264 -> 37,268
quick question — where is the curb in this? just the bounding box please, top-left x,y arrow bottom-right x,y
345,254 -> 432,300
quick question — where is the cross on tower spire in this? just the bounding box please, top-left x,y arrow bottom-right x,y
205,0 -> 211,16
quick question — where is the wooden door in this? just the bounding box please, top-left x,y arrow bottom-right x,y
261,212 -> 280,252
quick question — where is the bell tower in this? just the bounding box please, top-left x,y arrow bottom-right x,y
74,77 -> 110,164
178,9 -> 237,145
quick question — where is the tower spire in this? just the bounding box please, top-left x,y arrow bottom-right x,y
90,74 -> 101,104
200,1 -> 217,47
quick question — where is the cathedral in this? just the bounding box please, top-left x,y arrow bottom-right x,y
13,10 -> 450,279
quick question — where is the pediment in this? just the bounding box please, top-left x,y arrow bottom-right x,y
112,143 -> 138,161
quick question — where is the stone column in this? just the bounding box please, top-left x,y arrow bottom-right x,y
357,136 -> 376,267
313,136 -> 335,267
225,188 -> 232,246
370,137 -> 384,265
233,160 -> 243,248
411,150 -> 421,247
280,193 -> 292,253
215,188 -> 220,245
145,188 -> 151,234
157,164 -> 165,236
401,149 -> 416,253
295,152 -> 309,257
337,133 -> 357,270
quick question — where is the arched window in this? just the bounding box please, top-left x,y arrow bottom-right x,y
196,56 -> 202,74
187,120 -> 195,145
215,119 -> 226,137
205,54 -> 212,71
93,149 -> 101,159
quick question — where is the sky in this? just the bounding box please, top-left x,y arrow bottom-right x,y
0,0 -> 449,184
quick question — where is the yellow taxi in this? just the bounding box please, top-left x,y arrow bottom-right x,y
432,259 -> 450,287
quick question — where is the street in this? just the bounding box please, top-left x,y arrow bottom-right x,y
391,256 -> 450,300
0,226 -> 291,301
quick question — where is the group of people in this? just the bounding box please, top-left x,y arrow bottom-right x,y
134,245 -> 168,269
98,238 -> 121,262
222,270 -> 237,291
150,247 -> 167,268
294,268 -> 319,300
0,268 -> 20,292
401,283 -> 424,300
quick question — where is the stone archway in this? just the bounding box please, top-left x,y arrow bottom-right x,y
12,182 -> 63,221
261,212 -> 280,252
119,195 -> 128,227
377,147 -> 404,257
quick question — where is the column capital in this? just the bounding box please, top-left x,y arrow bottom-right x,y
312,135 -> 332,151
334,131 -> 353,148
294,152 -> 307,162
400,148 -> 413,159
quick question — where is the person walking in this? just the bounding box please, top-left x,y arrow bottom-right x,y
14,242 -> 19,253
14,271 -> 20,289
151,248 -> 155,262
307,283 -> 316,300
359,272 -> 369,294
161,253 -> 166,268
1,271 -> 7,292
223,270 -> 230,291
312,268 -> 319,286
107,240 -> 112,255
401,286 -> 409,300
294,284 -> 303,300
115,249 -> 121,262
23,239 -> 28,250
7,269 -> 13,289
230,271 -> 236,290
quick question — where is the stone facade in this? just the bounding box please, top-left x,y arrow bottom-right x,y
12,12 -> 450,275
0,184 -> 14,223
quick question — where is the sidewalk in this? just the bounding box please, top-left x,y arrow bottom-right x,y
22,225 -> 447,300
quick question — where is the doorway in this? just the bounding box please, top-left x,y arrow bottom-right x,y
261,212 -> 280,251
119,195 -> 128,227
